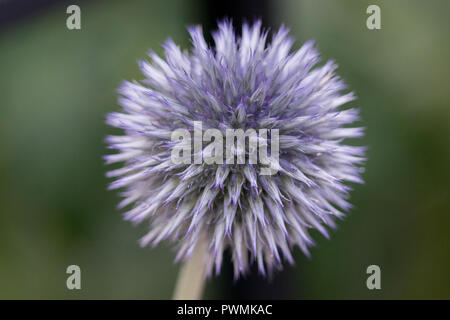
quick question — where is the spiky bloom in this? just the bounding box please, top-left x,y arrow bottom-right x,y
105,21 -> 365,277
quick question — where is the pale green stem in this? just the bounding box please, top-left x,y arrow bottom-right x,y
172,235 -> 208,300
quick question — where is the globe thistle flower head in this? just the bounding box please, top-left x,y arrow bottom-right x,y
105,21 -> 366,278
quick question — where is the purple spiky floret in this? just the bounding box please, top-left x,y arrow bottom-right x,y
105,21 -> 366,277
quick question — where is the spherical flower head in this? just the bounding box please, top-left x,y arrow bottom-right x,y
105,21 -> 366,278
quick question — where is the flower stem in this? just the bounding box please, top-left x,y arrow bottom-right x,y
172,235 -> 208,300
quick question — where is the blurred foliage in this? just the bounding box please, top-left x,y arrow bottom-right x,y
282,0 -> 450,299
0,0 -> 449,299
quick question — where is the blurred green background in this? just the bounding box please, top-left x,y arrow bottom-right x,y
0,0 -> 449,299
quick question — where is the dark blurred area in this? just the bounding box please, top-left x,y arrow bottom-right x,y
0,0 -> 449,299
0,0 -> 70,28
